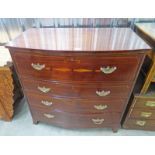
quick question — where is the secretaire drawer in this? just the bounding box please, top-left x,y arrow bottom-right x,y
132,96 -> 155,110
26,92 -> 126,113
22,78 -> 131,99
12,52 -> 141,82
129,109 -> 155,120
31,107 -> 121,128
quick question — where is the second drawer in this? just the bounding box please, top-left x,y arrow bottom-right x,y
22,78 -> 131,99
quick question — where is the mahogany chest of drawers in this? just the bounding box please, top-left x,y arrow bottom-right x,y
6,28 -> 151,132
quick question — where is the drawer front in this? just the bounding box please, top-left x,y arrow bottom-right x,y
129,109 -> 155,120
133,97 -> 155,110
13,52 -> 141,82
26,92 -> 126,113
22,78 -> 131,99
31,107 -> 121,128
123,118 -> 155,131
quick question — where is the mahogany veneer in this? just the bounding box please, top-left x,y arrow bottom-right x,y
6,28 -> 151,132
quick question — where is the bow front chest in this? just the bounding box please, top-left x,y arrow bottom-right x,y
6,28 -> 151,132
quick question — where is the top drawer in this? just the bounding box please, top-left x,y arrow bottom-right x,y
12,51 -> 142,82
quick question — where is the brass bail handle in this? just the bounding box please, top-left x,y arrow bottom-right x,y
96,90 -> 110,97
38,86 -> 51,93
94,104 -> 108,110
100,66 -> 117,74
92,118 -> 104,124
31,63 -> 45,71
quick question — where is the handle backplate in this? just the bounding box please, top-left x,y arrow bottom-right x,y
38,86 -> 51,93
140,112 -> 152,118
96,90 -> 110,97
136,120 -> 146,126
41,100 -> 53,106
94,104 -> 108,110
92,118 -> 104,124
100,66 -> 117,74
145,101 -> 155,107
31,63 -> 45,71
44,113 -> 55,119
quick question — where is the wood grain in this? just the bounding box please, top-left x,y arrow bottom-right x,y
6,28 -> 150,51
12,51 -> 142,82
0,67 -> 14,121
26,91 -> 126,114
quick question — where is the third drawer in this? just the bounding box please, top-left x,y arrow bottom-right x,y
25,92 -> 127,114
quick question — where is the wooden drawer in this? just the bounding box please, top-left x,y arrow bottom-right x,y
132,96 -> 155,110
31,107 -> 121,128
123,118 -> 155,131
22,78 -> 131,99
129,109 -> 155,120
26,92 -> 126,113
13,51 -> 141,82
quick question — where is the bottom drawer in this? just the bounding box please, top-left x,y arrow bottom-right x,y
123,118 -> 155,131
30,107 -> 121,129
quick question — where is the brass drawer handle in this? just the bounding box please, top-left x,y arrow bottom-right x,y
94,104 -> 108,110
96,90 -> 110,97
136,120 -> 146,126
145,101 -> 155,107
44,113 -> 55,119
31,63 -> 45,71
38,86 -> 51,93
92,118 -> 104,124
140,112 -> 152,118
100,66 -> 117,74
41,100 -> 53,106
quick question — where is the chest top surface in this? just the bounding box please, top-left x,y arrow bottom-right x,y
6,28 -> 151,52
135,23 -> 155,44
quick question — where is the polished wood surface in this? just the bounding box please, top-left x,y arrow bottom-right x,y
6,28 -> 150,51
132,95 -> 155,110
22,78 -> 131,99
12,51 -> 142,82
31,106 -> 121,129
26,92 -> 126,113
129,109 -> 155,120
6,28 -> 150,132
